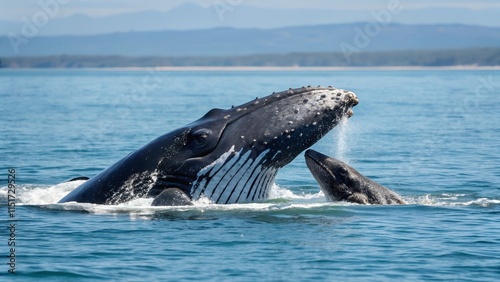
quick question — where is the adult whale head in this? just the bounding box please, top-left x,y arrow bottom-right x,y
59,86 -> 358,205
305,150 -> 406,205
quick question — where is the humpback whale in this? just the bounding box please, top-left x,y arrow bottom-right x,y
305,150 -> 406,205
59,86 -> 358,206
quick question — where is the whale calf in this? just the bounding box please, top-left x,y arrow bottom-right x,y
59,86 -> 358,206
305,150 -> 406,205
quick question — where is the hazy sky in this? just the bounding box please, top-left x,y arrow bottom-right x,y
2,0 -> 500,20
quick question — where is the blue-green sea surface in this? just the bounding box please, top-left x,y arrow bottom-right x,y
0,69 -> 499,281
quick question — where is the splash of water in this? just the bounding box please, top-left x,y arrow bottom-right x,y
331,117 -> 352,163
406,194 -> 500,207
3,182 -> 497,214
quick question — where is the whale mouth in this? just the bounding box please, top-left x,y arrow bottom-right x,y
349,93 -> 359,106
148,175 -> 195,197
342,92 -> 358,117
346,109 -> 355,118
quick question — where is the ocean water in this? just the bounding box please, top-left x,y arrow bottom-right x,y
0,69 -> 499,281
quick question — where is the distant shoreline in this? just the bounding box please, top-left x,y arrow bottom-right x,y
2,48 -> 499,69
2,66 -> 500,71
130,66 -> 500,71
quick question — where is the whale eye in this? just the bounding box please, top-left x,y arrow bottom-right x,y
192,129 -> 211,146
186,128 -> 218,157
338,166 -> 348,176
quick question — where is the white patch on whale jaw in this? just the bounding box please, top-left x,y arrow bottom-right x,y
190,147 -> 280,204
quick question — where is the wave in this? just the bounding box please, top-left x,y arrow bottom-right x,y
1,182 -> 498,214
409,194 -> 500,208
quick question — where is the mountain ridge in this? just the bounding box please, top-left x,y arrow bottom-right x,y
1,23 -> 499,57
